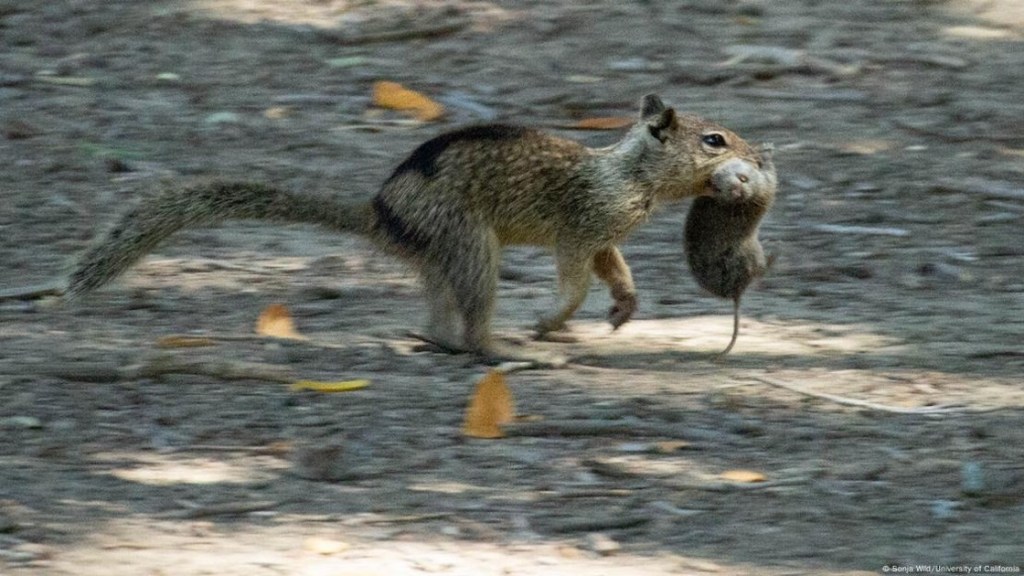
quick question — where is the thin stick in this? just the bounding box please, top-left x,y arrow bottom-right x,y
125,355 -> 296,383
162,500 -> 278,519
746,376 -> 962,414
320,19 -> 468,46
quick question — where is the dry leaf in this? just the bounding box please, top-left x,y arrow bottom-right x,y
372,81 -> 444,121
256,303 -> 304,340
290,380 -> 370,393
719,469 -> 767,483
463,370 -> 515,439
155,336 -> 217,348
572,117 -> 634,130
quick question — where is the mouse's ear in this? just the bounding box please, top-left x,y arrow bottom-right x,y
640,94 -> 677,142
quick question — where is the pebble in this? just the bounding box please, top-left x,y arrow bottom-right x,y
303,536 -> 350,555
930,499 -> 959,520
203,111 -> 242,126
586,532 -> 621,556
607,57 -> 665,72
291,442 -> 348,481
0,416 -> 43,430
917,261 -> 972,283
324,56 -> 368,68
960,461 -> 984,496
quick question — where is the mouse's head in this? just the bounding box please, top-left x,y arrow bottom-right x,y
704,143 -> 778,204
627,94 -> 775,202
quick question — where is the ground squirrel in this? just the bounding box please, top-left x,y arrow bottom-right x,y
684,145 -> 777,356
64,94 -> 766,363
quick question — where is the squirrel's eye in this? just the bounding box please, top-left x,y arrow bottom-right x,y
702,133 -> 727,148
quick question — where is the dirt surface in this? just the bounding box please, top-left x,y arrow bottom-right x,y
2,1 -> 1023,574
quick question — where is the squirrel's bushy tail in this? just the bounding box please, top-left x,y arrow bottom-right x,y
65,181 -> 371,299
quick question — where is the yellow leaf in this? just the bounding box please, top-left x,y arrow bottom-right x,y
155,336 -> 218,348
719,469 -> 767,483
256,303 -> 304,340
463,370 -> 515,439
372,81 -> 445,122
572,116 -> 634,130
290,380 -> 370,393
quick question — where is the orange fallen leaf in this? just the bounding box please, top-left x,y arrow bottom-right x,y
256,303 -> 304,340
719,469 -> 767,483
572,116 -> 634,130
372,81 -> 444,122
463,370 -> 515,439
155,336 -> 218,348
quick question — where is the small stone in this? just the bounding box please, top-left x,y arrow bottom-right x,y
918,261 -> 972,283
586,532 -> 621,556
303,536 -> 350,555
0,416 -> 43,430
615,442 -> 652,453
325,56 -> 368,68
203,111 -> 242,126
961,461 -> 984,496
291,442 -> 347,481
607,57 -> 665,72
930,499 -> 959,520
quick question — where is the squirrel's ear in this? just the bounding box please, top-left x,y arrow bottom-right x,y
640,94 -> 666,119
640,94 -> 677,142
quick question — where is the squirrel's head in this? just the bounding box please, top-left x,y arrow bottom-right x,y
631,94 -> 774,201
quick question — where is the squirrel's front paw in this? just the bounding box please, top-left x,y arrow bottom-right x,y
534,316 -> 566,338
607,293 -> 637,330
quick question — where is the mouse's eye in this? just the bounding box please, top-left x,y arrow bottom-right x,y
702,133 -> 727,148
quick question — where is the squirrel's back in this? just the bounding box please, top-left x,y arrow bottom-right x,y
375,124 -> 594,248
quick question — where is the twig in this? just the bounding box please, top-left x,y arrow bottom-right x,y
735,88 -> 869,103
932,177 -> 1024,201
668,475 -> 811,493
892,119 -> 1024,144
745,376 -> 962,414
125,355 -> 295,383
356,512 -> 453,525
502,420 -> 652,438
0,282 -> 63,302
501,419 -> 733,443
721,45 -> 861,78
811,223 -> 910,237
873,53 -> 971,70
163,500 -> 278,519
318,19 -> 468,46
41,361 -> 122,383
157,333 -> 355,350
540,488 -> 635,499
544,513 -> 650,534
